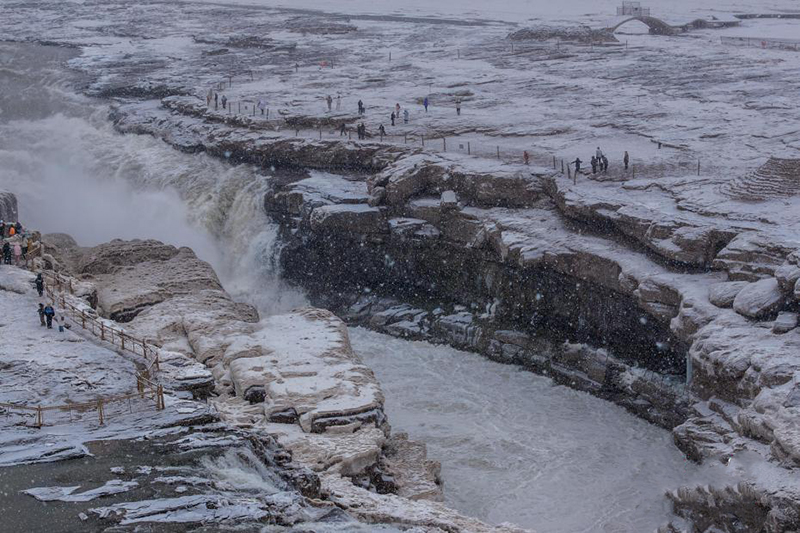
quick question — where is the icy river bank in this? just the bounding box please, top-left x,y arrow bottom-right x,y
0,40 -> 740,531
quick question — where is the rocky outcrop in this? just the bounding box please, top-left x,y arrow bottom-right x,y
732,278 -> 784,319
47,238 -> 533,531
261,157 -> 800,533
0,190 -> 18,222
708,281 -> 749,308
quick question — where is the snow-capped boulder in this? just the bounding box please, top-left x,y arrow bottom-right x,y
772,312 -> 798,334
309,204 -> 387,235
775,259 -> 800,295
440,190 -> 458,210
708,281 -> 749,308
733,278 -> 784,319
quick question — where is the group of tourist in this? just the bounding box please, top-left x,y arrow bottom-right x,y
202,82 -> 648,177
1,220 -> 36,267
571,148 -> 632,177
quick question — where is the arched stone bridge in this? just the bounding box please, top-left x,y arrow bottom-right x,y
603,14 -> 740,35
604,15 -> 679,35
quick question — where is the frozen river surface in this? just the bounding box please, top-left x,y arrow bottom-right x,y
351,327 -> 730,533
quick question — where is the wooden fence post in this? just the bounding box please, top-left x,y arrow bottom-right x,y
421,134 -> 424,146
561,160 -> 565,174
121,336 -> 125,351
97,400 -> 104,425
36,406 -> 43,428
101,323 -> 105,341
443,138 -> 447,152
468,142 -> 471,155
553,156 -> 556,169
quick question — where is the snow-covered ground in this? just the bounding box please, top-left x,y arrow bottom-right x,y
183,0 -> 800,24
0,265 -> 213,468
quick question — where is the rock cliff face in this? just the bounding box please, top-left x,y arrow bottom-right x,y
0,190 -> 18,222
256,147 -> 800,532
48,237 -> 524,532
110,95 -> 800,531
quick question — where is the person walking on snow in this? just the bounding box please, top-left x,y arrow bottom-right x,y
340,123 -> 347,136
336,95 -> 341,111
221,95 -> 227,109
38,303 -> 46,327
624,151 -> 630,170
391,112 -> 396,126
13,242 -> 21,266
523,151 -> 530,165
2,241 -> 10,265
572,157 -> 583,174
601,155 -> 609,172
423,97 -> 429,112
43,304 -> 55,329
326,95 -> 333,112
595,147 -> 603,160
379,124 -> 386,136
395,103 -> 400,117
35,273 -> 44,297
455,97 -> 462,116
214,92 -> 219,110
403,109 -> 409,124
357,100 -> 364,115
591,156 -> 598,174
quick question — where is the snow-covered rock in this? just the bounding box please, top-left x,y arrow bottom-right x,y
0,190 -> 18,222
772,312 -> 798,334
707,281 -> 749,308
732,278 -> 784,319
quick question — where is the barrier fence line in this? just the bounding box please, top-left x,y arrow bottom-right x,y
0,269 -> 166,428
43,271 -> 161,375
176,98 -> 703,179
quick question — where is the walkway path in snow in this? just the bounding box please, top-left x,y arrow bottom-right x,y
0,265 -> 138,411
0,265 -> 213,466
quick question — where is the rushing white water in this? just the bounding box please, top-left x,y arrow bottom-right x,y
350,327 -> 737,533
0,42 -> 305,315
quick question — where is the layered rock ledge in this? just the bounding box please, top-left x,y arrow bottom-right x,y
42,236 -> 526,532
102,80 -> 800,530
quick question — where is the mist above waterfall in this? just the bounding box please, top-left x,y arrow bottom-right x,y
0,42 -> 306,316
